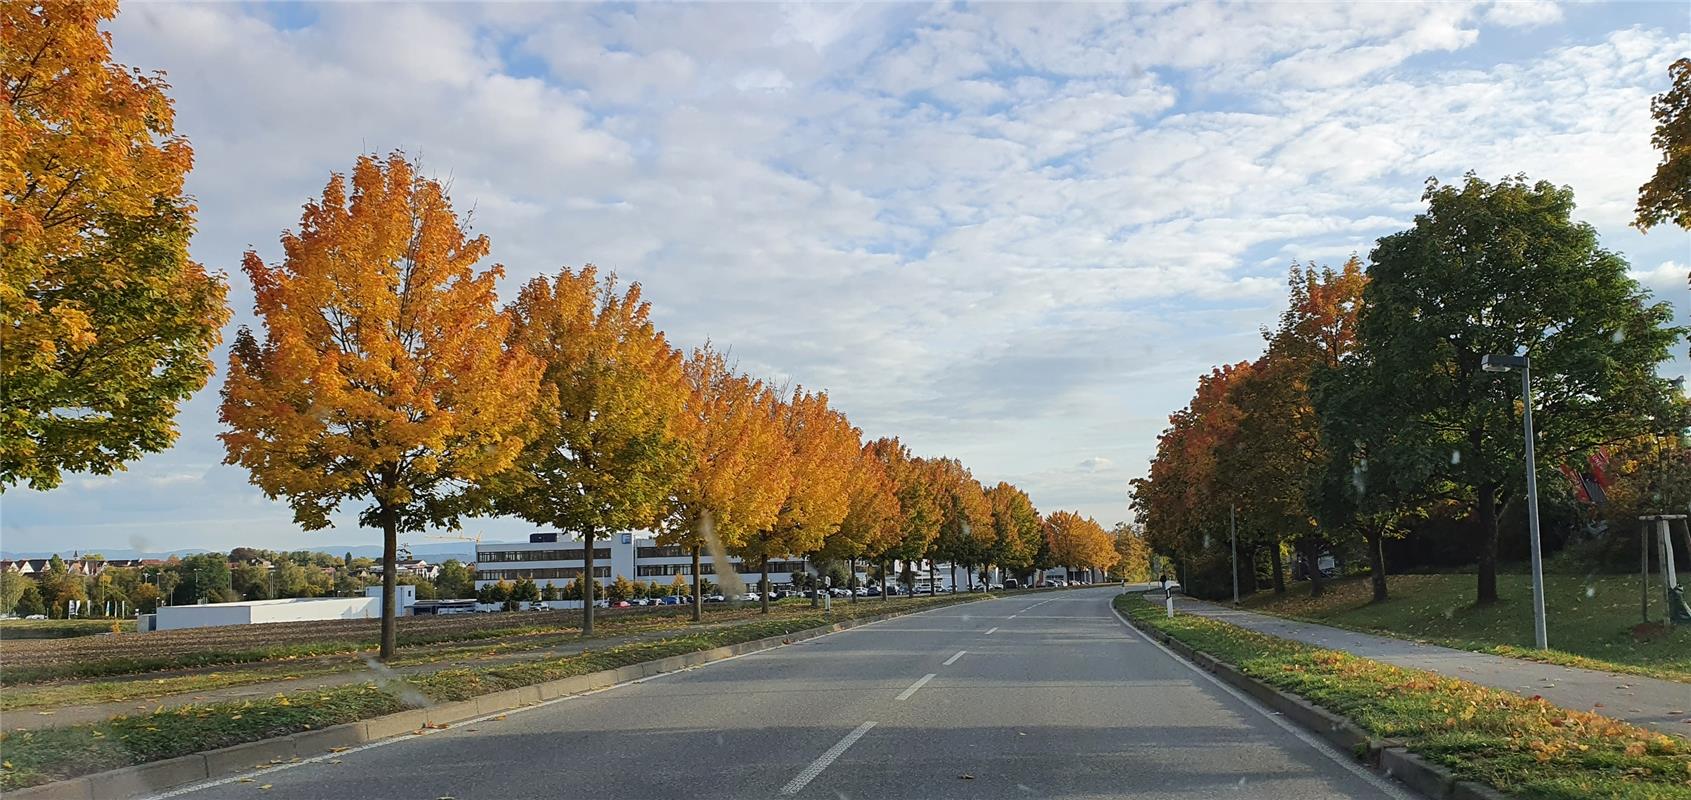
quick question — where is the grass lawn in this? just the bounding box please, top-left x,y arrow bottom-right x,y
1117,595 -> 1690,800
1239,574 -> 1690,683
0,619 -> 135,639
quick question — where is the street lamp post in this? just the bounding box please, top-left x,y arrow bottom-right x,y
1229,505 -> 1239,605
1481,353 -> 1548,650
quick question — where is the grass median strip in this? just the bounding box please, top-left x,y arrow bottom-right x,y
1117,595 -> 1689,800
0,594 -> 980,791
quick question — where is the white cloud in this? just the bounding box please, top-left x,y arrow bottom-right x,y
3,1 -> 1684,552
1485,1 -> 1565,28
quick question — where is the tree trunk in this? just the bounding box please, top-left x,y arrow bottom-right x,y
880,560 -> 888,600
379,509 -> 398,661
928,559 -> 936,596
582,530 -> 596,635
812,559 -> 822,609
691,544 -> 703,622
1366,525 -> 1388,603
1475,482 -> 1500,604
1269,538 -> 1286,594
1297,538 -> 1325,598
848,557 -> 857,603
950,563 -> 957,593
760,556 -> 770,614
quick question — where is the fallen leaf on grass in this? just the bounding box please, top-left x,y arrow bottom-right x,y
231,714 -> 243,720
328,747 -> 348,753
238,778 -> 254,783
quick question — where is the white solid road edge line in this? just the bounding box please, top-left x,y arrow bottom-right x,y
895,672 -> 937,701
139,597 -> 999,800
780,720 -> 877,796
1105,597 -> 1416,800
943,650 -> 966,666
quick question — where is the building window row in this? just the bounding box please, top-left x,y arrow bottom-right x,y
635,545 -> 689,559
478,548 -> 610,564
636,563 -> 707,577
478,567 -> 611,581
763,560 -> 810,574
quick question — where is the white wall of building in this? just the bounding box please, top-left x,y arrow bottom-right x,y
475,533 -> 806,591
149,585 -> 415,631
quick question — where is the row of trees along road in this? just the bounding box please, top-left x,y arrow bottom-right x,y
1135,56 -> 1691,605
2,4 -> 1144,660
1134,174 -> 1688,603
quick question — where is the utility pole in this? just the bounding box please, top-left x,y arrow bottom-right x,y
1230,505 -> 1239,605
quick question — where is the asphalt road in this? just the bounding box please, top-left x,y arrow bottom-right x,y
151,587 -> 1416,800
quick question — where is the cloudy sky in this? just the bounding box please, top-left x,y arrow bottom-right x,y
4,1 -> 1688,555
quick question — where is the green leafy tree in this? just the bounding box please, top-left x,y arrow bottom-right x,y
1636,58 -> 1691,232
0,572 -> 32,614
1357,174 -> 1686,603
435,559 -> 475,599
171,553 -> 230,605
510,577 -> 540,603
14,584 -> 46,617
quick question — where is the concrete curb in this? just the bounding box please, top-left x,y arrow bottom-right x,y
1119,604 -> 1503,800
4,595 -> 992,800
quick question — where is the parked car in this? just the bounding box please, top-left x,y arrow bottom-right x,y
1003,578 -> 1019,589
829,587 -> 852,597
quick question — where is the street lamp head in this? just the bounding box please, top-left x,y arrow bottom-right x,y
1481,353 -> 1529,373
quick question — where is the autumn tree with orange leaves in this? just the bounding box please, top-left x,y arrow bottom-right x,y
1130,361 -> 1253,597
220,153 -> 540,659
657,347 -> 790,620
3,0 -> 228,490
1044,510 -> 1117,582
737,388 -> 857,613
866,437 -> 942,596
493,266 -> 691,635
927,458 -> 993,593
986,482 -> 1043,585
822,444 -> 903,602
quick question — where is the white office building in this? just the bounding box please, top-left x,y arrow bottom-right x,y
475,532 -> 1025,594
475,532 -> 812,591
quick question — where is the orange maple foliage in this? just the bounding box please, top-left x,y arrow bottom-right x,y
737,387 -> 859,611
659,346 -> 791,616
219,152 -> 540,658
2,0 -> 226,489
1044,510 -> 1117,579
